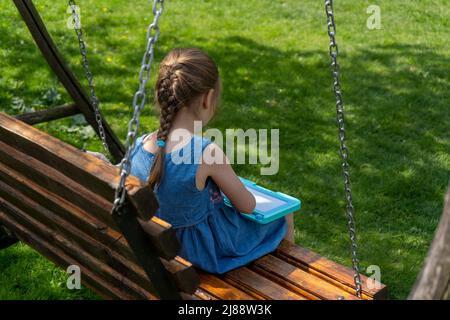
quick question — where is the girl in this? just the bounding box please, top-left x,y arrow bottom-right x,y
130,48 -> 294,274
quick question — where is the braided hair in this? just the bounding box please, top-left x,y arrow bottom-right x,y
148,48 -> 220,188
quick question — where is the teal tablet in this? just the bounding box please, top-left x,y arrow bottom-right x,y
222,177 -> 301,224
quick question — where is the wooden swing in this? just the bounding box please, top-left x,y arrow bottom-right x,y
0,0 -> 388,300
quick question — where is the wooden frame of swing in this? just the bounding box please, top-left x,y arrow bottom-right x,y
8,0 -> 183,300
12,0 -> 125,163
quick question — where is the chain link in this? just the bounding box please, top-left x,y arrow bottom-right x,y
112,0 -> 164,212
324,0 -> 362,298
68,0 -> 111,156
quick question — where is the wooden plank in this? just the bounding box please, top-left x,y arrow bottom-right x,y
0,226 -> 143,300
15,103 -> 80,125
0,160 -> 121,246
0,114 -> 157,221
180,293 -> 201,300
250,254 -> 361,300
275,240 -> 388,299
12,0 -> 124,162
198,272 -> 256,300
163,256 -> 199,294
0,140 -> 195,298
409,183 -> 450,300
0,204 -> 153,300
0,175 -> 198,293
0,140 -> 177,257
0,202 -> 18,249
223,267 -> 306,300
138,218 -> 180,260
193,288 -> 218,300
0,139 -> 114,220
112,201 -> 183,299
0,161 -> 178,260
0,175 -> 197,294
0,200 -> 153,299
82,273 -> 138,300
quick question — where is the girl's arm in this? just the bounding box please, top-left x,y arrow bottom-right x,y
197,143 -> 256,214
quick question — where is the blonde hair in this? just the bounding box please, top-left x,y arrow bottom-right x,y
148,48 -> 221,188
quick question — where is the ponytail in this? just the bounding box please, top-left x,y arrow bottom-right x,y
148,71 -> 181,188
148,48 -> 220,188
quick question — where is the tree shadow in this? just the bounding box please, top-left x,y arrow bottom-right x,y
149,35 -> 448,298
1,15 -> 450,298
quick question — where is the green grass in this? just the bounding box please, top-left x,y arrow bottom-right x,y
0,0 -> 449,299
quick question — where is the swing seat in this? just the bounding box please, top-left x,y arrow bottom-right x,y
0,112 -> 387,300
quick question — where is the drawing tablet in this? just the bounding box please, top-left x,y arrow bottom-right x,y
223,177 -> 301,224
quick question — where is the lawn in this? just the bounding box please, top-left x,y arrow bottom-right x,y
0,0 -> 449,299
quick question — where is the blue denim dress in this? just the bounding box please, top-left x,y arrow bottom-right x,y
130,134 -> 287,274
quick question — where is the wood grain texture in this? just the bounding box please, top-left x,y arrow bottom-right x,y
0,112 -> 157,221
193,288 -> 218,300
0,204 -> 153,300
0,179 -> 197,294
198,272 -> 256,300
276,240 -> 388,299
15,103 -> 80,125
409,183 -> 450,300
251,254 -> 361,300
0,156 -> 179,260
224,267 -> 307,300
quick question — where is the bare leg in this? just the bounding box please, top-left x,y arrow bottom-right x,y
284,213 -> 295,243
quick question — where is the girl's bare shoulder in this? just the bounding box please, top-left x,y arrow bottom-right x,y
142,131 -> 158,153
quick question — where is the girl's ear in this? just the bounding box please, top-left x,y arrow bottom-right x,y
202,88 -> 215,110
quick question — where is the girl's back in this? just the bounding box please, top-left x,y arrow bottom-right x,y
129,48 -> 290,274
130,132 -> 287,274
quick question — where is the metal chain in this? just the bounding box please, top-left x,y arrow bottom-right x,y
324,0 -> 362,298
112,0 -> 164,212
68,0 -> 111,156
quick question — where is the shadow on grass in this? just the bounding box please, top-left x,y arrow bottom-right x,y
1,28 -> 449,298
125,36 -> 450,298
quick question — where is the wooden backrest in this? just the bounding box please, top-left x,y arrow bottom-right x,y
0,112 -> 199,299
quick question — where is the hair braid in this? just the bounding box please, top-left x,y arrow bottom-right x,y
149,69 -> 181,188
148,48 -> 220,188
156,71 -> 180,142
